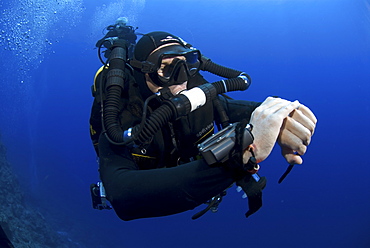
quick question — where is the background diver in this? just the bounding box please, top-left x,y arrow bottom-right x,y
89,31 -> 317,221
95,17 -> 138,60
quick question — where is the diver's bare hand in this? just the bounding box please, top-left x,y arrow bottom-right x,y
246,97 -> 300,163
278,103 -> 317,164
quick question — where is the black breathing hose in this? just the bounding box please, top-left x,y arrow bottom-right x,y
200,55 -> 251,129
102,40 -> 128,145
102,46 -> 252,146
134,76 -> 250,145
200,55 -> 251,83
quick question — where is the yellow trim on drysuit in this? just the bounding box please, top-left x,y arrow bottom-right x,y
93,65 -> 109,92
132,153 -> 156,159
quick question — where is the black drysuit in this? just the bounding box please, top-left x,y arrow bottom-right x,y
94,70 -> 260,221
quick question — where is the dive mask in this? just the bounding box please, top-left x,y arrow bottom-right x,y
131,44 -> 202,87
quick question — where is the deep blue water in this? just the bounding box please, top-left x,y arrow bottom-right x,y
1,0 -> 369,247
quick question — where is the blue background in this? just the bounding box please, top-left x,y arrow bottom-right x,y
1,0 -> 369,247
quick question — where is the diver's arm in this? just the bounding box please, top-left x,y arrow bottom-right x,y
95,36 -> 107,48
219,96 -> 316,164
95,30 -> 117,48
98,134 -> 235,221
217,95 -> 261,123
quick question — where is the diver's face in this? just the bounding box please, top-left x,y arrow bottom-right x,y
146,55 -> 188,95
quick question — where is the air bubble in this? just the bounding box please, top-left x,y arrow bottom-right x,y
2,0 -> 84,83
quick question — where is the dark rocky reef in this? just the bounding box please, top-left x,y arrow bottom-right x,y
0,136 -> 82,248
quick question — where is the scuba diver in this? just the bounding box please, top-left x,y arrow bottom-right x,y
95,17 -> 138,60
89,31 -> 317,221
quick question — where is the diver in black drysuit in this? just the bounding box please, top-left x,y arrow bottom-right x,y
95,17 -> 137,59
90,31 -> 261,221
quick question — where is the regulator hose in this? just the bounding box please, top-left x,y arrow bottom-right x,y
133,76 -> 250,145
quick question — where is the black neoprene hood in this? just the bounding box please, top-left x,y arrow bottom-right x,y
134,31 -> 187,61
